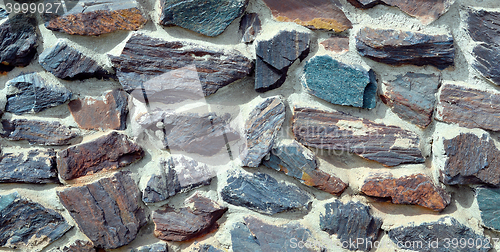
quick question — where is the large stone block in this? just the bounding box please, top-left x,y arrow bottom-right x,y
0,14 -> 38,72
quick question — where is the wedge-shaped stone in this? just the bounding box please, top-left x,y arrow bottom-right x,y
476,187 -> 500,231
1,119 -> 79,146
0,149 -> 58,184
0,14 -> 38,72
293,108 -> 425,166
240,13 -> 261,43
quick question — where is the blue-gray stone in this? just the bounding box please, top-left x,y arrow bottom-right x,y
196,244 -> 223,252
0,14 -> 38,72
0,8 -> 7,19
0,149 -> 58,184
131,242 -> 168,252
142,158 -> 180,204
476,187 -> 500,231
303,55 -> 377,109
231,222 -> 262,252
240,13 -> 261,43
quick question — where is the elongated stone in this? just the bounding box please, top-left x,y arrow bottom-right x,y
240,13 -> 261,43
221,172 -> 312,215
57,172 -> 147,249
476,187 -> 500,231
0,14 -> 38,72
57,131 -> 144,180
302,55 -> 377,109
361,174 -> 451,211
0,192 -> 72,250
0,149 -> 58,184
320,200 -> 382,251
241,97 -> 285,167
293,107 -> 425,166
44,0 -> 147,36
131,242 -> 168,252
380,73 -> 440,128
320,36 -> 349,53
356,27 -> 454,70
1,119 -> 79,146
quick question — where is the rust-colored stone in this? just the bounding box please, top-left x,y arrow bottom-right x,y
320,36 -> 349,53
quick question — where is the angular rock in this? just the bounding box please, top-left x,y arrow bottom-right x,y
110,34 -> 253,98
263,140 -> 348,195
44,0 -> 147,36
436,84 -> 500,131
68,90 -> 128,130
0,192 -> 72,250
0,14 -> 38,72
152,194 -> 227,241
241,97 -> 285,167
240,13 -> 261,43
5,73 -> 72,115
261,0 -> 352,32
57,172 -> 147,249
231,222 -> 261,252
361,174 -> 451,211
221,172 -> 312,215
142,164 -> 179,204
320,36 -> 349,53
57,131 -> 144,180
356,27 -> 454,70
160,0 -> 247,37
0,149 -> 58,184
302,55 -> 377,109
0,8 -> 7,19
1,119 -> 79,146
60,240 -> 96,252
476,187 -> 500,231
320,200 -> 382,251
39,40 -> 111,80
380,73 -> 440,128
388,216 -> 489,252
131,242 -> 168,252
293,108 -> 425,166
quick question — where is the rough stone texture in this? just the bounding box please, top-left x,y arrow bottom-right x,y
380,72 -> 440,128
240,13 -> 261,43
221,172 -> 312,215
0,149 -> 58,184
241,97 -> 286,167
57,172 -> 147,249
196,245 -> 223,252
303,55 -> 377,109
44,0 -> 147,36
320,200 -> 382,251
0,8 -> 6,19
261,0 -> 352,32
160,0 -> 247,37
255,30 -> 311,92
356,27 -> 455,70
39,40 -> 111,80
263,140 -> 348,195
68,90 -> 128,130
0,192 -> 72,250
60,240 -> 96,252
320,36 -> 349,53
437,84 -> 500,131
5,73 -> 72,115
230,222 -> 261,252
152,194 -> 227,241
476,187 -> 500,231
131,242 -> 168,252
1,119 -> 79,146
388,216 -> 489,252
361,174 -> 451,211
293,107 -> 425,166
57,131 -> 144,180
0,14 -> 38,73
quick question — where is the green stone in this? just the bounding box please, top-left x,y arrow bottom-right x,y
477,187 -> 500,230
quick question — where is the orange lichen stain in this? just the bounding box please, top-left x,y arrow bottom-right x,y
275,16 -> 351,32
301,172 -> 316,186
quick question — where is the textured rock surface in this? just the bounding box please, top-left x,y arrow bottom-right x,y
0,149 -> 58,184
241,97 -> 285,167
131,242 -> 168,252
57,172 -> 147,249
263,140 -> 348,195
57,131 -> 144,180
320,200 -> 382,251
476,187 -> 500,231
320,36 -> 349,53
293,108 -> 425,166
0,14 -> 38,72
0,192 -> 72,250
240,13 -> 261,43
44,0 -> 147,36
221,172 -> 312,215
380,72 -> 440,128
1,119 -> 79,146
356,27 -> 455,69
361,174 -> 451,211
261,0 -> 352,32
303,55 -> 377,109
196,244 -> 224,252
230,222 -> 261,252
69,90 -> 128,130
0,8 -> 6,19
60,240 -> 96,252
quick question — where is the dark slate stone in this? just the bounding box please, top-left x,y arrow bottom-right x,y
388,216 -> 489,252
320,200 -> 382,251
0,8 -> 7,19
240,13 -> 261,43
231,222 -> 262,252
0,192 -> 72,250
5,73 -> 72,115
1,119 -> 79,146
303,55 -> 377,109
0,149 -> 58,184
476,187 -> 500,231
356,27 -> 454,70
221,172 -> 312,215
131,242 -> 168,252
0,14 -> 38,72
255,30 -> 311,92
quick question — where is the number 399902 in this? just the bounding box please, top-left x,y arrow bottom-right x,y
5,2 -> 62,14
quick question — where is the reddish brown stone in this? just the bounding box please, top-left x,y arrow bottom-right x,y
320,37 -> 349,53
361,174 -> 451,211
57,131 -> 144,180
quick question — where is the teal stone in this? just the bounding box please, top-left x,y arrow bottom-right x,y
303,55 -> 377,109
0,192 -> 17,212
477,187 -> 500,230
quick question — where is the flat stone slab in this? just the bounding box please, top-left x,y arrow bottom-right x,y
476,187 -> 500,231
44,0 -> 147,36
0,149 -> 58,184
57,172 -> 147,249
380,73 -> 440,128
57,131 -> 144,180
0,192 -> 72,251
1,119 -> 79,146
0,14 -> 38,72
361,174 -> 451,211
293,107 -> 425,166
221,172 -> 312,215
302,55 -> 377,109
320,200 -> 382,251
240,13 -> 261,43
356,27 -> 454,70
320,36 -> 349,53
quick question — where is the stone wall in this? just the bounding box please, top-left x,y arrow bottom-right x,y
0,0 -> 500,251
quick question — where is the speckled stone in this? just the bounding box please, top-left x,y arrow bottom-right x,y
476,187 -> 500,231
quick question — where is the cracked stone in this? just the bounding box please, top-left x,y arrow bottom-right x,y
0,149 -> 58,184
1,119 -> 79,146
